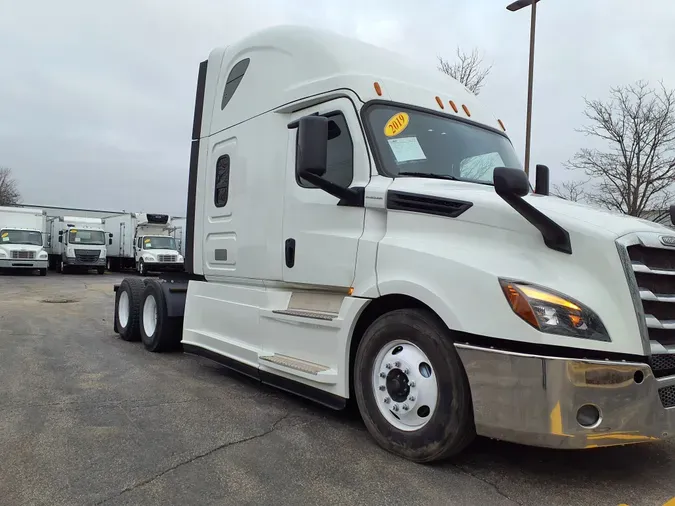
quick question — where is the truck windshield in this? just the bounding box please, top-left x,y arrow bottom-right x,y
68,229 -> 105,245
364,104 -> 522,184
143,237 -> 176,250
0,229 -> 43,246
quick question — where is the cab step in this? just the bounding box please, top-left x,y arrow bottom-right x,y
258,354 -> 337,384
272,308 -> 337,320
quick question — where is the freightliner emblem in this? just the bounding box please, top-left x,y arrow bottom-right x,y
660,235 -> 675,247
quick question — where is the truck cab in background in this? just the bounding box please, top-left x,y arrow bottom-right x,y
112,25 -> 675,462
0,206 -> 48,276
46,216 -> 110,274
133,233 -> 183,276
105,212 -> 184,274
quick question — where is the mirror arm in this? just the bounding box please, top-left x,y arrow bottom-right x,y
498,192 -> 572,254
299,171 -> 364,206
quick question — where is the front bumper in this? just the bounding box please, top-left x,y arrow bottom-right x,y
144,262 -> 184,272
455,344 -> 675,449
64,257 -> 106,266
0,258 -> 48,269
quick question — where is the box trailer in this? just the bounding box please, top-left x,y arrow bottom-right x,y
0,206 -> 48,275
105,213 -> 184,275
46,216 -> 109,274
111,25 -> 675,462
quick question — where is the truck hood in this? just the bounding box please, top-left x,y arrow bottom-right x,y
0,244 -> 44,252
142,249 -> 181,257
388,178 -> 672,239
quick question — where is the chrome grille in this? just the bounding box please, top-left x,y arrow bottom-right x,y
11,250 -> 35,259
622,233 -> 675,378
157,255 -> 177,263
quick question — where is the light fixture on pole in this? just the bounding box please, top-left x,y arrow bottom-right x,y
507,0 -> 541,177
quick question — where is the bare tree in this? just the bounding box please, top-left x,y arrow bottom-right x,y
437,47 -> 492,96
551,180 -> 589,202
0,167 -> 21,206
564,81 -> 675,216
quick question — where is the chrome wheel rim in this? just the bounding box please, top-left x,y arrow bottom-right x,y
118,291 -> 130,328
142,294 -> 157,337
372,339 -> 438,431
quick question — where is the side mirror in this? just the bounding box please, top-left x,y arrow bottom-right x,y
108,238 -> 113,245
534,164 -> 550,196
670,205 -> 675,226
296,115 -> 328,177
494,167 -> 530,198
58,236 -> 62,243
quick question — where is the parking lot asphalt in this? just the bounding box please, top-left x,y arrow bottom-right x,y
2,272 -> 675,506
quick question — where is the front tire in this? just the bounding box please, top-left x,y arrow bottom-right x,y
138,259 -> 146,276
114,278 -> 145,342
354,308 -> 475,463
139,280 -> 182,352
39,268 -> 47,276
97,267 -> 105,275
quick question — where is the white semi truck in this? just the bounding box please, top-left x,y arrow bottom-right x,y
112,25 -> 675,462
105,213 -> 184,275
0,206 -> 48,276
46,216 -> 109,274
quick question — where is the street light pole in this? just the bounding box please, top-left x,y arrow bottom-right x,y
507,0 -> 540,178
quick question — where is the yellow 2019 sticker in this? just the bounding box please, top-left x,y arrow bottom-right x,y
1,232 -> 7,238
144,238 -> 151,243
70,229 -> 77,233
384,112 -> 409,137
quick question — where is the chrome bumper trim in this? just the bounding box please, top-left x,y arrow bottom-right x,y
455,343 -> 675,449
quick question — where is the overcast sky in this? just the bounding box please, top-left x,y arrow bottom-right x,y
1,0 -> 674,216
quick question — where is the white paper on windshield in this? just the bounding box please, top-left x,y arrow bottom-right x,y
74,237 -> 81,242
388,136 -> 427,163
2,237 -> 7,242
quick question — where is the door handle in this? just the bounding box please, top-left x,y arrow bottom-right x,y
285,238 -> 295,268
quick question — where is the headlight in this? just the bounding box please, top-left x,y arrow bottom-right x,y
499,279 -> 610,341
143,254 -> 156,262
0,251 -> 6,258
38,252 -> 48,259
177,255 -> 184,262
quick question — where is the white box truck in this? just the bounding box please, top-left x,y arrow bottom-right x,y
46,216 -> 109,274
105,213 -> 184,275
111,25 -> 675,462
0,206 -> 48,276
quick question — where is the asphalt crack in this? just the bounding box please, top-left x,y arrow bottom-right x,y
453,465 -> 523,506
94,411 -> 291,505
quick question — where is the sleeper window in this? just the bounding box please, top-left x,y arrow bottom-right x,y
214,155 -> 231,208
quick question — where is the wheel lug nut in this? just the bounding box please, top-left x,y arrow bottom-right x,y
394,361 -> 401,368
409,381 -> 416,387
379,385 -> 386,391
404,368 -> 410,375
402,404 -> 409,411
385,363 -> 392,369
409,396 -> 415,401
379,372 -> 386,378
383,397 -> 390,404
392,404 -> 399,412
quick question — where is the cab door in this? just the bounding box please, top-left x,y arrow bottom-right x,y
282,97 -> 369,288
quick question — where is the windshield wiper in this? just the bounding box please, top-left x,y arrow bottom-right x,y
397,172 -> 460,181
